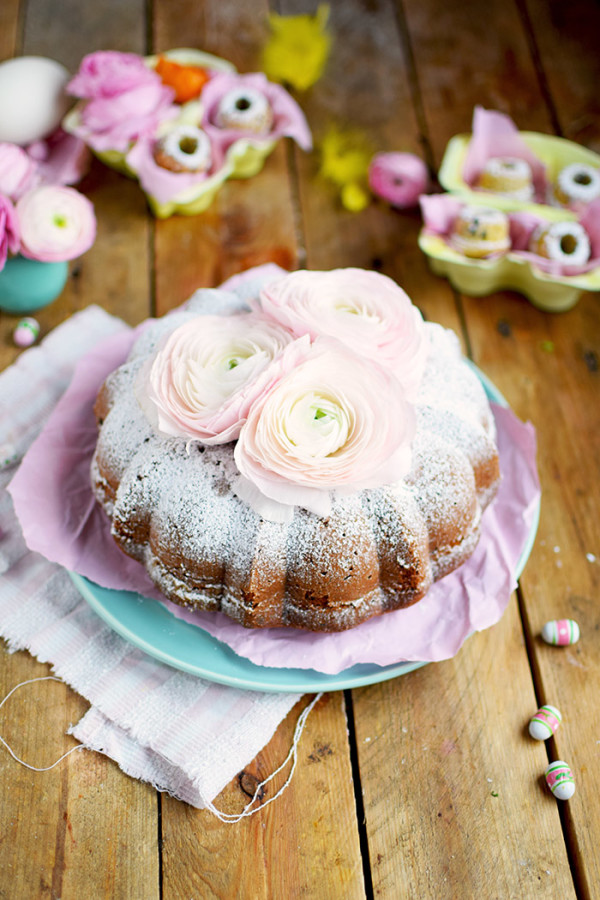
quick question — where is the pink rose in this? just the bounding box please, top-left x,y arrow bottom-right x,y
16,185 -> 96,262
26,129 -> 90,186
255,268 -> 429,400
68,51 -> 161,99
368,152 -> 429,209
140,312 -> 295,444
201,72 -> 312,152
233,337 -> 416,521
0,194 -> 20,270
67,51 -> 175,153
0,143 -> 38,199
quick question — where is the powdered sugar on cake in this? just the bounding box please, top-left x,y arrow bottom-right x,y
91,277 -> 500,632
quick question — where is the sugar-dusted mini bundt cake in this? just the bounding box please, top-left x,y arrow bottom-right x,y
450,205 -> 511,259
476,156 -> 534,202
91,268 -> 501,632
551,163 -> 600,208
529,220 -> 591,267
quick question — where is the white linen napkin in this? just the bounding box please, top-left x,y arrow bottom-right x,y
0,306 -> 302,809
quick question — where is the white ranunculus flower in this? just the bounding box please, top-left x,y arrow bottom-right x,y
140,312 -> 295,444
254,267 -> 429,399
234,336 -> 416,521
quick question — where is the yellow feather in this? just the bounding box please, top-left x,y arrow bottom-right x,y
262,5 -> 331,91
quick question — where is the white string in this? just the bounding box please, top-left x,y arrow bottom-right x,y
0,676 -> 321,812
202,691 -> 323,823
0,675 -> 85,771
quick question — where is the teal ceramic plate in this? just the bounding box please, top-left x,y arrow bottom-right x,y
70,368 -> 539,693
69,571 -> 429,692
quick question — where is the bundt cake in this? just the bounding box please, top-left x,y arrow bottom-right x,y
91,270 -> 501,632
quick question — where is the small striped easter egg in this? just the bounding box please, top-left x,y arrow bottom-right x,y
545,760 -> 575,800
529,705 -> 562,740
541,619 -> 580,646
13,317 -> 40,348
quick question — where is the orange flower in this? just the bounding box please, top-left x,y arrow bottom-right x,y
155,56 -> 209,104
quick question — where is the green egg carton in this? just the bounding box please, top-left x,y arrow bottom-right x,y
419,230 -> 600,313
63,48 -> 234,173
438,131 -> 600,216
63,49 -> 279,217
419,132 -> 600,311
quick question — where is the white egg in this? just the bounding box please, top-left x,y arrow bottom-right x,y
0,56 -> 71,145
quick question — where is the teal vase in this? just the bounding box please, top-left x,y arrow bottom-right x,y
0,255 -> 69,314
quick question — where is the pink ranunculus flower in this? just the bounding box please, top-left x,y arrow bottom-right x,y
255,268 -> 429,400
16,185 -> 96,262
233,336 -> 416,521
0,194 -> 21,270
67,51 -> 175,153
139,312 -> 296,444
368,152 -> 429,209
0,143 -> 38,200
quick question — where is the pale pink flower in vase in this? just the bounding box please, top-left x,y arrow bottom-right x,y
67,50 -> 176,153
0,194 -> 21,270
255,268 -> 429,400
234,337 -> 416,522
368,152 -> 429,209
0,186 -> 93,313
0,143 -> 38,200
139,312 -> 296,444
16,185 -> 96,262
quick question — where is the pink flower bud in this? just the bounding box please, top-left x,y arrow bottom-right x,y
369,152 -> 429,209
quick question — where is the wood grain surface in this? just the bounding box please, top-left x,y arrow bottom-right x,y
1,1 -> 598,898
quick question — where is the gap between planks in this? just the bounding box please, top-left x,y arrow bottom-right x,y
516,583 -> 589,900
512,0 -> 563,138
391,0 -> 437,178
345,689 -> 375,900
381,3 -> 585,896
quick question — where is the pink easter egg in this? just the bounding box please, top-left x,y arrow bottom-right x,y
13,317 -> 40,347
529,704 -> 562,740
545,760 -> 575,800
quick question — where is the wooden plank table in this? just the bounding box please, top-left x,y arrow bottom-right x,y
1,1 -> 598,897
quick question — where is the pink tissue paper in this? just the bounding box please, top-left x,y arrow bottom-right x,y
462,106 -> 548,202
9,306 -> 540,676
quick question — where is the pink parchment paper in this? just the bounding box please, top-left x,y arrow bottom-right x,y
462,106 -> 548,202
9,325 -> 540,675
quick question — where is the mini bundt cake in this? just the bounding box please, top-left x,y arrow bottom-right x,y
551,163 -> 600,208
476,156 -> 534,202
450,205 -> 511,259
529,220 -> 591,266
153,125 -> 212,173
214,86 -> 274,134
91,274 -> 501,632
